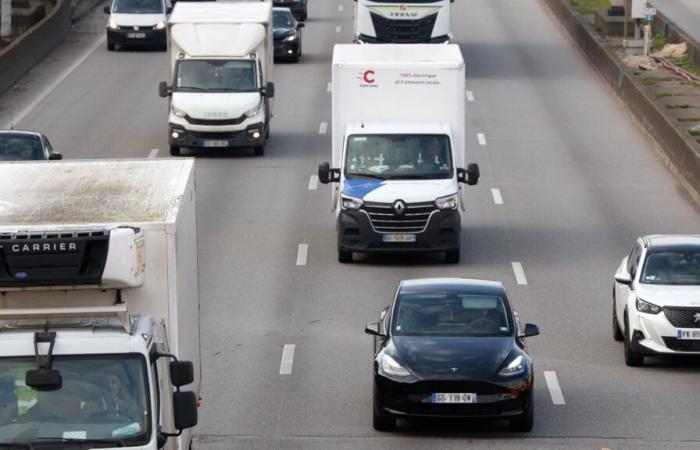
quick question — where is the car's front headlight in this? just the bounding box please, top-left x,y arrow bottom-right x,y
283,34 -> 297,42
378,353 -> 413,379
108,20 -> 120,30
498,355 -> 526,377
244,101 -> 262,118
435,193 -> 458,210
171,105 -> 187,118
341,195 -> 363,210
636,298 -> 661,314
154,21 -> 166,30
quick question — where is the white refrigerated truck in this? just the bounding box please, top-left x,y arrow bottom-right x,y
354,0 -> 453,44
0,159 -> 200,450
159,1 -> 274,156
318,44 -> 479,263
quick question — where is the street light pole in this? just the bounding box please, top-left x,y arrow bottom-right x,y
0,0 -> 11,38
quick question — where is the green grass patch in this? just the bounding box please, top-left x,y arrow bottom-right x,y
569,0 -> 611,15
679,117 -> 700,122
652,34 -> 667,50
643,76 -> 659,86
690,129 -> 700,137
655,92 -> 673,98
669,56 -> 700,78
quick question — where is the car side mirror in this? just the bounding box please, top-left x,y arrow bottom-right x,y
261,82 -> 275,98
365,321 -> 385,337
170,360 -> 194,387
159,81 -> 172,98
103,6 -> 110,14
48,152 -> 63,160
173,391 -> 198,430
521,323 -> 539,337
614,272 -> 632,285
297,22 -> 305,28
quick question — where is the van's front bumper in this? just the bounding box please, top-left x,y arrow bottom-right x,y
337,209 -> 460,253
168,123 -> 265,149
107,28 -> 165,47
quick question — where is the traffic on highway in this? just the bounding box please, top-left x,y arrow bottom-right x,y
0,0 -> 698,449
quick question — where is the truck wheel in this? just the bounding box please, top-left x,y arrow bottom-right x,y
169,145 -> 181,156
445,249 -> 460,264
253,145 -> 265,156
107,41 -> 116,51
338,250 -> 353,263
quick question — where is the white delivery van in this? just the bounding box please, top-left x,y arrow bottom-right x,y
159,1 -> 274,156
0,159 -> 200,450
318,44 -> 479,264
354,0 -> 452,44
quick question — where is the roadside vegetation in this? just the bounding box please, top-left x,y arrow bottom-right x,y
569,0 -> 611,15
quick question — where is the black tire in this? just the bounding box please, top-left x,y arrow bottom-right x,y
445,249 -> 460,264
169,145 -> 181,156
338,250 -> 353,263
624,314 -> 644,367
107,41 -> 116,51
612,292 -> 624,342
509,397 -> 534,432
253,145 -> 264,156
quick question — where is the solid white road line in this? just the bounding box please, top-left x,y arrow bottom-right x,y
2,34 -> 107,129
319,122 -> 328,134
338,4 -> 344,11
296,244 -> 308,266
327,82 -> 332,93
147,148 -> 159,159
279,344 -> 296,375
511,262 -> 528,285
477,133 -> 487,146
491,188 -> 503,205
544,371 -> 566,405
308,175 -> 319,190
336,26 -> 342,33
466,90 -> 475,102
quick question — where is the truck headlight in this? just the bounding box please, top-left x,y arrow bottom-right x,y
636,298 -> 661,314
245,102 -> 262,118
154,21 -> 166,30
341,195 -> 363,210
435,193 -> 458,210
108,20 -> 120,30
171,105 -> 186,118
283,34 -> 297,43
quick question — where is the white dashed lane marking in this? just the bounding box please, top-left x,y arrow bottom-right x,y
336,26 -> 342,33
338,4 -> 344,11
147,148 -> 159,159
544,371 -> 566,405
319,122 -> 328,134
466,90 -> 475,102
511,262 -> 528,285
477,133 -> 487,146
279,345 -> 296,375
491,188 -> 503,205
296,244 -> 308,266
308,175 -> 319,190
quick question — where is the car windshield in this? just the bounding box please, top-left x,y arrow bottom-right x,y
0,355 -> 150,446
393,294 -> 512,336
175,60 -> 258,93
641,249 -> 700,285
112,0 -> 162,14
344,134 -> 453,180
273,10 -> 293,27
0,135 -> 44,161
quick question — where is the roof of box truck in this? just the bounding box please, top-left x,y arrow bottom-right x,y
0,159 -> 194,228
332,44 -> 464,67
169,1 -> 272,24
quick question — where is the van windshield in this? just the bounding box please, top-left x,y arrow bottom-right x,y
112,0 -> 163,14
345,134 -> 453,180
0,354 -> 151,446
175,60 -> 258,93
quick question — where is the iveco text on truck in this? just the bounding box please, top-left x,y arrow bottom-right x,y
354,0 -> 453,43
318,44 -> 479,263
159,2 -> 275,156
0,159 -> 200,450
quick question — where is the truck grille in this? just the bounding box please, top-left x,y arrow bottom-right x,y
369,12 -> 437,43
362,201 -> 436,233
663,307 -> 700,328
185,114 -> 247,126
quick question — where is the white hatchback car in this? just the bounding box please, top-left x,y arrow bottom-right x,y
613,235 -> 700,366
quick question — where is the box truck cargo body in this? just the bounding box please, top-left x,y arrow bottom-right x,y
354,0 -> 452,44
318,44 -> 479,263
160,2 -> 274,156
0,159 -> 200,450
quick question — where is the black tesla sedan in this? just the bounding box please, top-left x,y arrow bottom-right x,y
273,7 -> 304,63
365,278 -> 539,431
0,130 -> 62,161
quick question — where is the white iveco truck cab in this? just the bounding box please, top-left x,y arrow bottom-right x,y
0,159 -> 200,450
159,1 -> 275,156
354,0 -> 453,43
318,44 -> 479,264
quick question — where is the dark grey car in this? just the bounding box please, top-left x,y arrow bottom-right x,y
0,131 -> 63,161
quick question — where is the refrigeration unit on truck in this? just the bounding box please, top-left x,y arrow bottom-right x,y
159,1 -> 275,156
317,44 -> 480,264
0,159 -> 201,450
353,0 -> 453,43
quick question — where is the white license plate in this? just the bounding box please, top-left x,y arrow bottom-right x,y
677,329 -> 700,340
431,393 -> 477,404
203,140 -> 228,148
127,33 -> 146,39
382,234 -> 416,243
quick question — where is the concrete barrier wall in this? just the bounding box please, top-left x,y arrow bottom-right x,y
0,0 -> 72,96
541,0 -> 700,204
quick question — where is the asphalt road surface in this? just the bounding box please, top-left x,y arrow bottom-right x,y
1,0 -> 699,449
652,0 -> 700,44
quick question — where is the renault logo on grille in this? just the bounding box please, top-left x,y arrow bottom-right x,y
694,312 -> 700,323
393,200 -> 406,215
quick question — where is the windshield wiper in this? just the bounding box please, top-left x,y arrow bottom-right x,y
34,437 -> 125,448
346,173 -> 385,180
386,174 -> 432,180
176,86 -> 208,92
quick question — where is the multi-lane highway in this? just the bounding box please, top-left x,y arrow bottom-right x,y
1,0 -> 699,448
652,0 -> 700,43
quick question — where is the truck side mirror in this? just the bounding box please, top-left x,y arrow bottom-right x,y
166,6 -> 172,13
318,162 -> 340,184
170,360 -> 194,387
103,6 -> 110,14
48,152 -> 63,160
261,82 -> 275,98
464,163 -> 480,185
159,81 -> 172,98
173,391 -> 198,430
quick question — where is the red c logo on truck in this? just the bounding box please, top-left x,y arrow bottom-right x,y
363,70 -> 376,84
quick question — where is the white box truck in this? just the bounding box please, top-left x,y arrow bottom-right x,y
318,44 -> 480,264
159,1 -> 274,157
0,159 -> 200,450
354,0 -> 453,44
